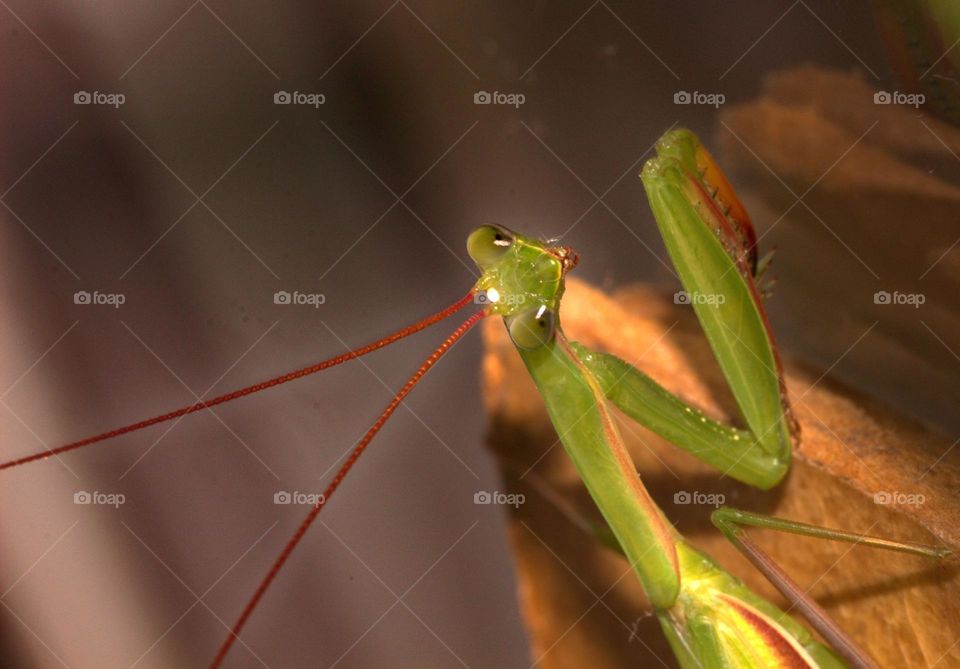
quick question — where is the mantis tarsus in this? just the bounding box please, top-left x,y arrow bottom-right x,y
3,129 -> 949,668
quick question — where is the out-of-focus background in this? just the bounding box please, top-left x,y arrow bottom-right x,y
1,2 -> 957,668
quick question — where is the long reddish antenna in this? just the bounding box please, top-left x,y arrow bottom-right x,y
0,292 -> 475,471
210,310 -> 485,668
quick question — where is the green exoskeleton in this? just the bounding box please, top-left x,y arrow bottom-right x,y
2,129 -> 947,668
467,130 -> 947,668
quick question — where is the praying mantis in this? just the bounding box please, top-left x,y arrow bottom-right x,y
2,128 -> 949,668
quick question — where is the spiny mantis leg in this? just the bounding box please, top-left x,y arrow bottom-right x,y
583,129 -> 798,491
575,344 -> 787,490
711,507 -> 951,669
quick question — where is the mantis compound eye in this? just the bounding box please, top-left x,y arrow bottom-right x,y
467,224 -> 513,267
508,305 -> 556,349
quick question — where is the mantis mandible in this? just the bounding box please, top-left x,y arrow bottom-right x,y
2,129 -> 948,668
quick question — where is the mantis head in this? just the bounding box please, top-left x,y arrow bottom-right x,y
467,224 -> 578,350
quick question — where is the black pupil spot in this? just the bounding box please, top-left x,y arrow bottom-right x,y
494,233 -> 502,241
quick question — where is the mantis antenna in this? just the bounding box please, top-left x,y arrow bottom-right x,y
210,309 -> 486,668
0,291 -> 476,470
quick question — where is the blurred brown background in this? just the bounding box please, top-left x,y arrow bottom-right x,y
1,2 -> 955,668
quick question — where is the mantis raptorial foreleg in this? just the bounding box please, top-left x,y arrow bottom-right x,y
576,346 -> 787,489
562,130 -> 795,491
